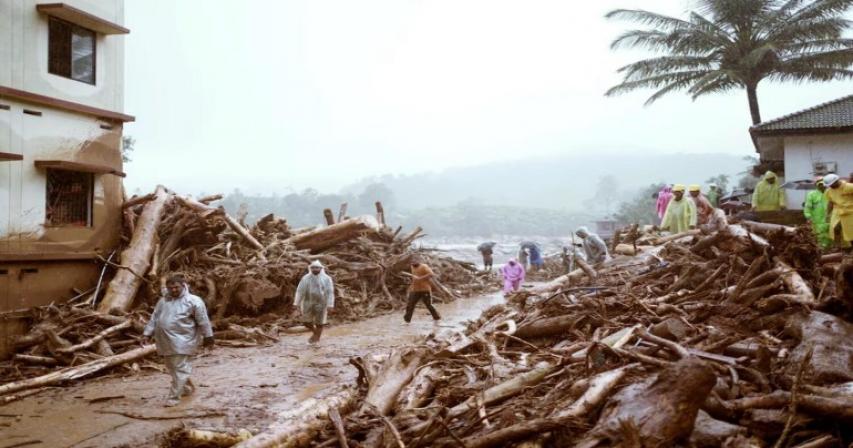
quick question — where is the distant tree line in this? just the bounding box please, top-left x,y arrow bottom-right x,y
220,184 -> 595,237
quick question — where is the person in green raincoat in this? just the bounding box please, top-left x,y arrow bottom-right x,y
804,178 -> 831,249
706,184 -> 721,208
660,184 -> 697,233
752,171 -> 786,211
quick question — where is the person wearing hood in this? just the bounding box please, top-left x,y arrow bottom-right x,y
752,171 -> 786,212
294,260 -> 335,343
501,259 -> 526,294
706,184 -> 721,208
656,185 -> 673,219
823,174 -> 853,248
804,178 -> 831,249
576,227 -> 609,265
143,274 -> 214,407
660,184 -> 697,233
689,184 -> 714,225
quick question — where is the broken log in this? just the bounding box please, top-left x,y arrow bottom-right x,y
55,319 -> 132,354
575,358 -> 716,448
233,387 -> 356,448
360,349 -> 424,416
323,208 -> 335,225
0,345 -> 156,396
98,186 -> 171,314
177,195 -> 264,251
774,259 -> 816,305
285,215 -> 382,253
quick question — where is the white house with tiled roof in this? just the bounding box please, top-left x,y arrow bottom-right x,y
750,94 -> 853,209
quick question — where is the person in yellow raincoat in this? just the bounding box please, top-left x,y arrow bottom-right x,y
803,178 -> 831,249
823,174 -> 853,248
751,171 -> 786,211
660,184 -> 696,233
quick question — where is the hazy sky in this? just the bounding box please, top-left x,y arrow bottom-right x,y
123,0 -> 850,195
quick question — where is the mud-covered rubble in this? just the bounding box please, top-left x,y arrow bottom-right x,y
0,188 -> 494,392
236,222 -> 853,448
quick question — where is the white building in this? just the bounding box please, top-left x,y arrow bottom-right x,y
1,1 -> 131,354
751,94 -> 853,210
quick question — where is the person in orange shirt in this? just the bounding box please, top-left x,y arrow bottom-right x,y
404,257 -> 441,323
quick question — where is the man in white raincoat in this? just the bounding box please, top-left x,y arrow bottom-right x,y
294,260 -> 335,343
576,227 -> 610,265
143,275 -> 214,407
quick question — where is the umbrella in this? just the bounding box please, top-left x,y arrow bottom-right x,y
519,241 -> 539,250
476,241 -> 497,252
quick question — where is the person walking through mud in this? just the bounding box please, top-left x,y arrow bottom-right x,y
294,260 -> 335,344
404,257 -> 441,323
143,274 -> 214,407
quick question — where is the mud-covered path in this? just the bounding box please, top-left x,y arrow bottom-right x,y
1,292 -> 505,448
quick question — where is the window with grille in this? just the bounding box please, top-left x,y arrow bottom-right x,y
48,17 -> 96,85
46,170 -> 93,227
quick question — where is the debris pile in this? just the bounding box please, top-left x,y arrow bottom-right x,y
262,222 -> 853,448
0,186 -> 493,390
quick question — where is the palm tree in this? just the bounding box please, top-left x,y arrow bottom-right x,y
606,0 -> 853,125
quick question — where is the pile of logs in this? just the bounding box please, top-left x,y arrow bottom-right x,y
249,222 -> 853,448
0,186 -> 493,390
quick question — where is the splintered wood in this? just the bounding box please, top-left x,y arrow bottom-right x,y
300,222 -> 853,448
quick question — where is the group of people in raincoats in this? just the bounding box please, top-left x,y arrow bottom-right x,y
657,183 -> 727,233
479,229 -> 611,295
803,173 -> 853,249
142,255 -> 450,406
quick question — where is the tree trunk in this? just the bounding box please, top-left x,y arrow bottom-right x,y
0,345 -> 157,396
98,186 -> 171,314
285,215 -> 382,253
359,348 -> 424,416
575,358 -> 716,448
747,83 -> 762,125
177,195 -> 264,251
233,387 -> 357,448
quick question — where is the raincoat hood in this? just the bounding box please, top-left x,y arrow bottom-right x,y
763,171 -> 777,180
576,227 -> 589,238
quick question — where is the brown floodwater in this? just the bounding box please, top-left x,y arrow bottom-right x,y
0,291 -> 506,447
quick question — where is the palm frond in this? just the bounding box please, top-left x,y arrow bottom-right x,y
605,9 -> 693,31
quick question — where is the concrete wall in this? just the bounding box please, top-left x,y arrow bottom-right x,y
784,133 -> 853,209
0,0 -> 126,111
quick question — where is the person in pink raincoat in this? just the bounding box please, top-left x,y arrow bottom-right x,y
501,259 -> 525,294
656,185 -> 673,219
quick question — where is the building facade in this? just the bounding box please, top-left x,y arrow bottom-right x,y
751,95 -> 853,210
1,1 -> 132,354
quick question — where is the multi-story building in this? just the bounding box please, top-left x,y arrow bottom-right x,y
0,1 -> 132,355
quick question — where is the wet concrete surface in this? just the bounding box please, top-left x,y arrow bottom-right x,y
0,291 -> 506,448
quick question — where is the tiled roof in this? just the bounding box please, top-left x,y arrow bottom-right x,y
751,94 -> 853,133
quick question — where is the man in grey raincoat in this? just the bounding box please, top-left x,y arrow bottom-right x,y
143,274 -> 214,407
576,227 -> 610,265
294,260 -> 335,343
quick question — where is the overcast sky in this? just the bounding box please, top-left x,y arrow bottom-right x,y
123,0 -> 850,195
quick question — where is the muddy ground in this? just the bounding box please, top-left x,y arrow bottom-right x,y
0,291 -> 506,448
